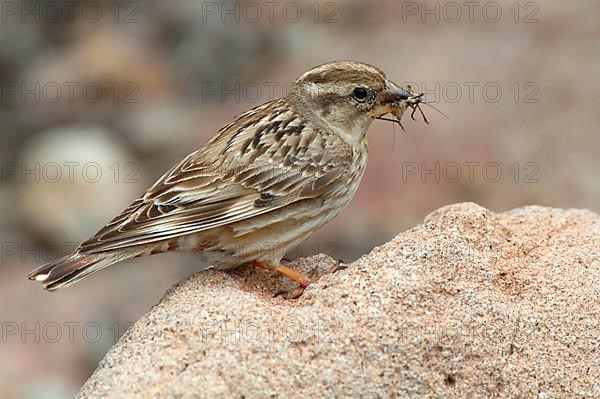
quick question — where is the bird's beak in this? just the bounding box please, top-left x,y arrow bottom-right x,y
382,80 -> 413,103
374,80 -> 421,118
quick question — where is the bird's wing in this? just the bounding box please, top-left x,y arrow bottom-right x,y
78,100 -> 352,254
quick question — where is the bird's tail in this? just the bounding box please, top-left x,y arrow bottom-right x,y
27,251 -> 130,291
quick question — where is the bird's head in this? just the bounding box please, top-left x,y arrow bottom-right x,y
289,60 -> 422,143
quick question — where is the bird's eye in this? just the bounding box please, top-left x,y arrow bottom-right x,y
353,87 -> 370,102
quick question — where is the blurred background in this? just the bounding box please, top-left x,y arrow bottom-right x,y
0,0 -> 598,396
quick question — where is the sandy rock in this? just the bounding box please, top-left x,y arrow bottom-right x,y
17,125 -> 144,240
77,203 -> 600,398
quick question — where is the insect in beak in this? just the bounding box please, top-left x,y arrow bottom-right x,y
377,83 -> 429,130
404,87 -> 429,124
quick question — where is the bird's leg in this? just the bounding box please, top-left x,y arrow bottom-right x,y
251,260 -> 311,299
251,260 -> 311,286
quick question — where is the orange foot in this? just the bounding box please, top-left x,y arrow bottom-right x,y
251,260 -> 311,299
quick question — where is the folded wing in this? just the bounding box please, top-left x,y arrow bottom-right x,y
78,100 -> 351,254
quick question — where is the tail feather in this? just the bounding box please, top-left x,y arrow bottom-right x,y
27,252 -> 123,291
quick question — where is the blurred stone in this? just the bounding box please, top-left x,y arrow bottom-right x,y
24,25 -> 171,98
117,99 -> 204,153
167,6 -> 281,86
0,20 -> 41,69
17,125 -> 144,242
77,203 -> 599,398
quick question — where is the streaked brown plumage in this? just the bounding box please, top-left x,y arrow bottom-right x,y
27,60 -> 423,294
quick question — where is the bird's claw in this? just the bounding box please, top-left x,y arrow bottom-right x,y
273,285 -> 306,300
332,259 -> 348,273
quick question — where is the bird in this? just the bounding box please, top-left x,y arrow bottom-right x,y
27,60 -> 425,297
